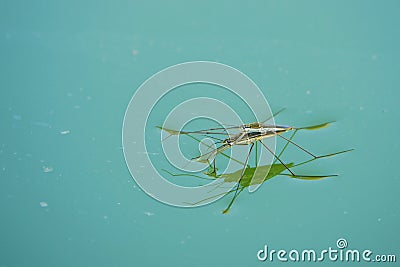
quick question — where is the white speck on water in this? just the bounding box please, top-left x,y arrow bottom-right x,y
359,106 -> 364,111
132,49 -> 139,56
377,218 -> 382,222
106,160 -> 112,163
40,201 -> 48,207
73,105 -> 80,109
371,54 -> 377,60
67,92 -> 73,97
87,96 -> 92,101
103,215 -> 109,220
344,211 -> 348,215
60,130 -> 70,135
2,167 -> 5,171
43,166 -> 53,173
117,202 -> 121,205
144,211 -> 155,216
306,90 -> 311,95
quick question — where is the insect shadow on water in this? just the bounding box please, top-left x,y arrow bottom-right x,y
158,109 -> 353,214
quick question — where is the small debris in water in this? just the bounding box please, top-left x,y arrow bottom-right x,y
144,211 -> 155,216
43,166 -> 53,173
60,130 -> 70,135
132,49 -> 139,56
306,90 -> 311,95
39,201 -> 48,207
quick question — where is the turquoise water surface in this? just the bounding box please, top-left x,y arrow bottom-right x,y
1,1 -> 399,266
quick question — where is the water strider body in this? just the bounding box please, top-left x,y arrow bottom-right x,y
223,124 -> 293,146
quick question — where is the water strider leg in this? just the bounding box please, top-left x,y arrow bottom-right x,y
259,140 -> 296,176
206,158 -> 217,177
260,139 -> 342,179
213,159 -> 216,172
274,130 -> 298,164
222,187 -> 244,214
260,107 -> 286,124
223,142 -> 255,214
277,134 -> 354,163
239,142 -> 255,183
255,141 -> 258,167
277,134 -> 317,158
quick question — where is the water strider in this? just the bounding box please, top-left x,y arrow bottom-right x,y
158,109 -> 353,213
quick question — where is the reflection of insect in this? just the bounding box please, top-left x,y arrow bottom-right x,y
158,109 -> 353,213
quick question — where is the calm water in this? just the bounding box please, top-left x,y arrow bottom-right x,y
1,1 -> 399,266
